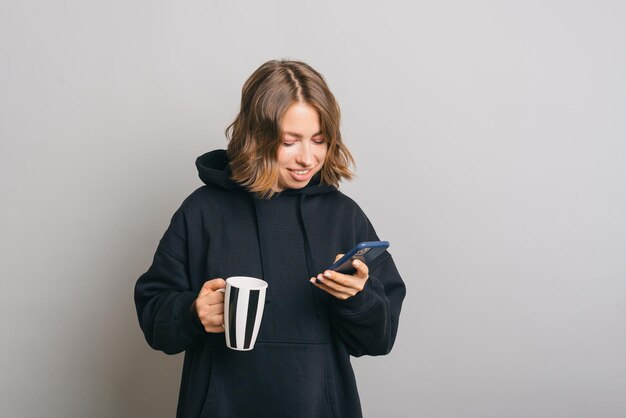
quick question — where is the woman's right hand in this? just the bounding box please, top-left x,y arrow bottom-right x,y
193,278 -> 226,333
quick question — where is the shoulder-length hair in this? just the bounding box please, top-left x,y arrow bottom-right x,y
226,59 -> 354,198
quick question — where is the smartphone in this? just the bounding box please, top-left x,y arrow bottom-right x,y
327,241 -> 390,274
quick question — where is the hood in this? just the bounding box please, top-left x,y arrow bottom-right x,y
196,150 -> 242,190
196,149 -> 338,196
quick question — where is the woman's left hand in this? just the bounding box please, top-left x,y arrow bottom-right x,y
310,254 -> 369,300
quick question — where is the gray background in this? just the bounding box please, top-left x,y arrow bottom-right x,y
1,1 -> 625,417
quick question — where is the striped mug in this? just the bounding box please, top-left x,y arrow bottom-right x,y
222,276 -> 268,351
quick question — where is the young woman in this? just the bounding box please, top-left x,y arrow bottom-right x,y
135,60 -> 406,418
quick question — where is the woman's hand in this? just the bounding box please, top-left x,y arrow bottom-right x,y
193,278 -> 226,333
310,254 -> 369,300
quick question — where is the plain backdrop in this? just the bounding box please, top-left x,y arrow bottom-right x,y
1,1 -> 625,417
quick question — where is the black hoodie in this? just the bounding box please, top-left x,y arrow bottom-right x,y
135,150 -> 406,417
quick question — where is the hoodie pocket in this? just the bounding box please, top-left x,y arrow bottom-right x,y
200,341 -> 336,418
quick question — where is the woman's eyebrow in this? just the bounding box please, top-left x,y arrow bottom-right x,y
284,131 -> 323,138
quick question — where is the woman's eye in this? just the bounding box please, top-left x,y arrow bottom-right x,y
282,141 -> 295,147
313,137 -> 326,144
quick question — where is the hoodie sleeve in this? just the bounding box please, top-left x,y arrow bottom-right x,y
329,211 -> 407,357
134,206 -> 205,355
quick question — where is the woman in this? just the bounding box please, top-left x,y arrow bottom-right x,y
135,60 -> 406,418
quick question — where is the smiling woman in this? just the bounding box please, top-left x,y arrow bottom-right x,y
134,59 -> 406,418
226,60 -> 354,198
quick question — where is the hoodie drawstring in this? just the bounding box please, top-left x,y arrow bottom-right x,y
252,199 -> 270,303
297,194 -> 321,319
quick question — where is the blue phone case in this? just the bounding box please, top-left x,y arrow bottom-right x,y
327,241 -> 390,274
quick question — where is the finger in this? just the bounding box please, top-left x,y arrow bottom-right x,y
207,312 -> 224,326
334,253 -> 345,262
351,259 -> 369,278
208,314 -> 225,332
198,303 -> 224,328
199,310 -> 225,332
196,302 -> 224,319
318,261 -> 369,294
319,270 -> 352,288
206,303 -> 225,315
202,290 -> 225,305
205,326 -> 225,333
199,278 -> 226,296
323,269 -> 367,288
316,272 -> 363,294
309,277 -> 354,300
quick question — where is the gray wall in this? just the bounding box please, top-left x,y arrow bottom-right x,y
1,1 -> 625,417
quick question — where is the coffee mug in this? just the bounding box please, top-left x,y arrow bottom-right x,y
221,276 -> 268,351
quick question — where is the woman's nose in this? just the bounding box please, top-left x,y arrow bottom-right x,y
296,143 -> 314,166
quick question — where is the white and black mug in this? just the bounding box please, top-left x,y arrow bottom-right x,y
222,276 -> 268,351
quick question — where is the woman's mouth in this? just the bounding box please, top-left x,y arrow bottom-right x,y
289,168 -> 313,181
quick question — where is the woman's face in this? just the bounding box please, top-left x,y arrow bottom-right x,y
275,102 -> 328,191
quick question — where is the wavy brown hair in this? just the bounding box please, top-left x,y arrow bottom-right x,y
226,59 -> 354,198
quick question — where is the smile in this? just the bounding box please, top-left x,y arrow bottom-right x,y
291,169 -> 311,175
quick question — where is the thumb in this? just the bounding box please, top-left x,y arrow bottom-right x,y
334,253 -> 345,262
199,278 -> 226,296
